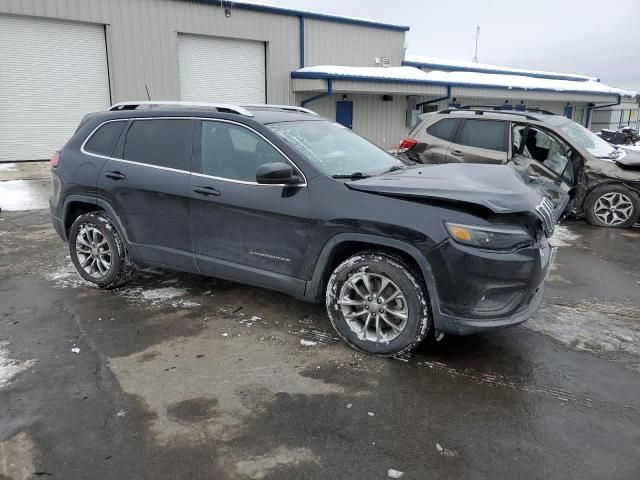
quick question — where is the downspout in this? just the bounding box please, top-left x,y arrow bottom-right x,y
299,16 -> 305,69
301,79 -> 333,108
416,85 -> 451,111
585,94 -> 621,130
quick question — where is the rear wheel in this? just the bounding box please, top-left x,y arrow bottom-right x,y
584,185 -> 639,228
326,252 -> 432,357
69,212 -> 133,289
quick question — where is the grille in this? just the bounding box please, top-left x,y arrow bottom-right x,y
535,197 -> 556,235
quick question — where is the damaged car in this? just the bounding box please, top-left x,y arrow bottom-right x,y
51,102 -> 566,357
398,108 -> 640,227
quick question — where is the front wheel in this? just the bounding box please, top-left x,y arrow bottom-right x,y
584,185 -> 639,228
68,212 -> 133,289
326,252 -> 432,357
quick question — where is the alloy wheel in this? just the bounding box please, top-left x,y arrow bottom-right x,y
338,272 -> 408,343
593,192 -> 634,226
75,225 -> 112,278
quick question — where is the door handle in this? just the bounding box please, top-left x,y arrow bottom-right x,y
451,150 -> 463,156
193,186 -> 221,197
104,171 -> 126,180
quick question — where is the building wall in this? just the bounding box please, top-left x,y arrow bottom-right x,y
304,18 -> 405,67
0,0 -> 406,106
591,100 -> 640,132
296,92 -> 411,149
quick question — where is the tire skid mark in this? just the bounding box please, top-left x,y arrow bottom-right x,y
419,360 -> 640,414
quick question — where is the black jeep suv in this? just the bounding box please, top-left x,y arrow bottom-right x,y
50,101 -> 564,357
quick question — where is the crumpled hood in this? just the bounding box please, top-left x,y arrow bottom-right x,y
616,147 -> 640,168
347,163 -> 552,214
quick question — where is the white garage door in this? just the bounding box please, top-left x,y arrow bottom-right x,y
178,34 -> 266,104
0,16 -> 111,161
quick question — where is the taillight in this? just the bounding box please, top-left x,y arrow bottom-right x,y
51,151 -> 60,168
397,138 -> 417,154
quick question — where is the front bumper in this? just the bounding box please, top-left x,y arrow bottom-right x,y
425,238 -> 553,335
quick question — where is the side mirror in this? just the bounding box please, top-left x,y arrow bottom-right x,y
256,162 -> 301,185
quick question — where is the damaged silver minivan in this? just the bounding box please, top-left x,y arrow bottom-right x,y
398,108 -> 640,227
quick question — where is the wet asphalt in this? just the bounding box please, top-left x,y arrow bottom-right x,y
1,162 -> 639,479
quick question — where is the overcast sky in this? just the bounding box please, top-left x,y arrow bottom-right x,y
254,0 -> 640,90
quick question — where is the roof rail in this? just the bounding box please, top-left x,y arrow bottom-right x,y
108,101 -> 254,117
439,107 -> 541,121
241,104 -> 319,115
458,104 -> 556,115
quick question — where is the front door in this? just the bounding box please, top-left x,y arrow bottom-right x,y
510,125 -> 576,211
336,101 -> 353,129
96,118 -> 196,270
188,119 -> 311,295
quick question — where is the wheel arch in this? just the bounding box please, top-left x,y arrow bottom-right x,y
62,195 -> 131,246
304,233 -> 439,307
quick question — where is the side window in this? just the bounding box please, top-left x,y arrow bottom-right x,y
122,119 -> 193,170
455,120 -> 508,152
200,121 -> 285,182
426,118 -> 460,141
522,128 -> 574,184
84,121 -> 126,157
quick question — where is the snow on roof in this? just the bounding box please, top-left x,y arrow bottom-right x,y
404,54 -> 597,82
293,65 -> 637,97
184,0 -> 409,31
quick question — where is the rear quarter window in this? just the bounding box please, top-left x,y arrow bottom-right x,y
426,118 -> 461,141
84,121 -> 126,157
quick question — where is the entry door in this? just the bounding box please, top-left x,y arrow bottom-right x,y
336,101 -> 353,129
189,119 -> 311,295
564,105 -> 573,119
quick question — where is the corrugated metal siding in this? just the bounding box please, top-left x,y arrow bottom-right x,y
0,0 -> 299,104
177,34 -> 266,103
305,18 -> 405,67
294,93 -> 410,149
0,14 -> 111,160
332,81 -> 446,96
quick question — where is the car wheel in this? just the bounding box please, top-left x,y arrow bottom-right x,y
584,185 -> 639,228
326,251 -> 432,357
69,212 -> 133,289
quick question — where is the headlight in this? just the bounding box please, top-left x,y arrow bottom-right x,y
445,222 -> 532,251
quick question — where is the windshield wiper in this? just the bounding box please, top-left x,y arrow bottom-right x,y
378,164 -> 405,175
331,172 -> 369,179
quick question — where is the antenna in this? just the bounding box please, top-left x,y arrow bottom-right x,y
472,26 -> 480,63
144,84 -> 151,101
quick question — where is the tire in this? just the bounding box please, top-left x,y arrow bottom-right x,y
68,212 -> 133,289
584,185 -> 640,228
325,251 -> 432,357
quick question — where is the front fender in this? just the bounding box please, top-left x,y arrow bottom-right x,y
303,233 -> 441,312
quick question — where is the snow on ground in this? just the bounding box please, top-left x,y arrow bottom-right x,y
119,286 -> 201,308
0,342 -> 36,389
47,262 -> 95,288
0,162 -> 17,172
549,225 -> 581,248
528,303 -> 640,371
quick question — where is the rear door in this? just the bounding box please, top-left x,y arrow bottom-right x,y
188,119 -> 311,295
408,117 -> 461,164
96,118 -> 196,270
446,119 -> 509,164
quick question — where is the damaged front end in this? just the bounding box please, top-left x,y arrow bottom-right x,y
346,163 -> 567,334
